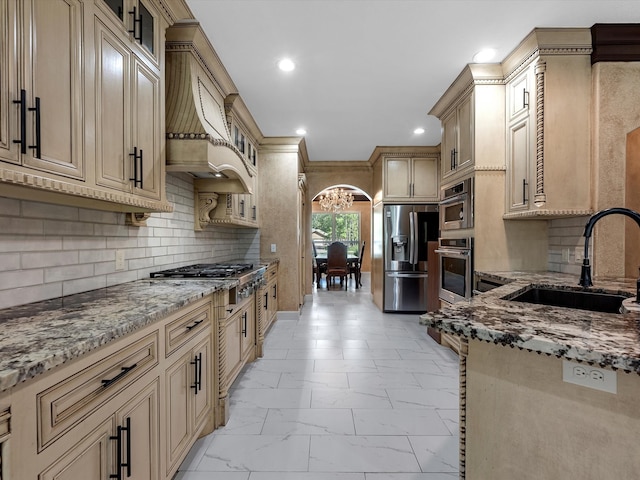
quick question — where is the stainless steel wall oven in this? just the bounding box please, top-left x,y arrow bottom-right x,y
440,177 -> 473,230
435,237 -> 473,304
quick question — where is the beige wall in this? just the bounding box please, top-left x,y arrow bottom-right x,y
592,62 -> 640,279
259,141 -> 303,312
466,340 -> 640,479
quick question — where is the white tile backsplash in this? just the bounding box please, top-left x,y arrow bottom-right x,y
0,173 -> 260,309
547,216 -> 591,275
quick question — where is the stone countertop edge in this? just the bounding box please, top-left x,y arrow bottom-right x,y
0,278 -> 236,393
420,271 -> 640,374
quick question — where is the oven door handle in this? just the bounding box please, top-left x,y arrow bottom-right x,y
435,249 -> 470,258
439,193 -> 467,206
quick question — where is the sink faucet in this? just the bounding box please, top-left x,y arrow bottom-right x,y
578,207 -> 640,289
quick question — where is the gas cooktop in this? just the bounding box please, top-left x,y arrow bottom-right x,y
150,263 -> 254,278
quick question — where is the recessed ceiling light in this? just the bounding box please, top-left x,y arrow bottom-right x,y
413,127 -> 425,135
296,128 -> 307,135
473,48 -> 497,63
278,58 -> 295,72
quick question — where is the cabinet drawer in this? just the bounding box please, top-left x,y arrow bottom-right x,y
37,331 -> 158,451
165,300 -> 212,357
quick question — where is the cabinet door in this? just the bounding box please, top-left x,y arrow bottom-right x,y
24,0 -> 84,179
165,352 -> 191,472
411,157 -> 438,200
193,336 -> 212,432
94,19 -> 131,192
224,313 -> 242,386
39,417 -> 114,480
441,112 -> 457,179
116,379 -> 159,480
456,96 -> 473,171
507,118 -> 530,211
508,68 -> 531,121
131,56 -> 161,200
383,157 -> 411,199
0,0 -> 20,165
240,304 -> 255,360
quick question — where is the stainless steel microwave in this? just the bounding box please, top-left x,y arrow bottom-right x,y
440,177 -> 473,230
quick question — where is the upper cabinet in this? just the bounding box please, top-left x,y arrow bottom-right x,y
0,0 -> 173,216
0,0 -> 85,180
429,64 -> 505,186
502,28 -> 593,218
383,156 -> 439,202
440,93 -> 473,181
371,147 -> 439,203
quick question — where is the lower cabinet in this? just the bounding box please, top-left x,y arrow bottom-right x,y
257,263 -> 278,357
165,333 -> 212,477
4,296 -> 214,480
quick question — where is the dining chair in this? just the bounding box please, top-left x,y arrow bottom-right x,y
349,241 -> 366,287
312,242 -> 327,284
326,242 -> 348,289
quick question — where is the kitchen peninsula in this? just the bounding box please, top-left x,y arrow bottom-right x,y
420,271 -> 640,480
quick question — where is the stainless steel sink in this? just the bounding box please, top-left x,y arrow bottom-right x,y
506,287 -> 629,314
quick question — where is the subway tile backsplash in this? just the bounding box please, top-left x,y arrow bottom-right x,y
547,216 -> 591,276
0,173 -> 260,309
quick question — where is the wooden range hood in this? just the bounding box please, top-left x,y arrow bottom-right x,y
165,21 -> 253,195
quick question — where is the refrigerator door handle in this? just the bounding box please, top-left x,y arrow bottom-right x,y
409,211 -> 416,264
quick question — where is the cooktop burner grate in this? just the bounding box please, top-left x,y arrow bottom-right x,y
150,263 -> 254,278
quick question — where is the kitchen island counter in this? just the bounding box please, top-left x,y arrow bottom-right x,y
420,270 -> 640,373
420,271 -> 640,480
0,278 -> 234,392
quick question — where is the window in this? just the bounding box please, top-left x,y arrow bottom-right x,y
312,212 -> 360,256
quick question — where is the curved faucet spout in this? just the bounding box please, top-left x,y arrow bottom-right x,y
578,207 -> 640,287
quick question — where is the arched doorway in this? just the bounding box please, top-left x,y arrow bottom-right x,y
311,185 -> 372,288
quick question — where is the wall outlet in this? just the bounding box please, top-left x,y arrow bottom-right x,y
115,250 -> 126,271
562,360 -> 616,394
270,243 -> 277,253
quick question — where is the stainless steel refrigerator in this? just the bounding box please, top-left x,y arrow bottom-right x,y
383,204 -> 439,312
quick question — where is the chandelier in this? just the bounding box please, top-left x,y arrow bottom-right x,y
318,188 -> 354,212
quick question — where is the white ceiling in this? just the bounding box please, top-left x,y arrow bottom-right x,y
185,0 -> 638,162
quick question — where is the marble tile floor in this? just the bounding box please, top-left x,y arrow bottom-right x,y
176,273 -> 461,480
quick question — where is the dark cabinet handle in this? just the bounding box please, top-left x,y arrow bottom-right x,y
13,89 -> 27,154
450,148 -> 457,170
110,425 -> 123,480
239,199 -> 245,217
242,312 -> 247,337
186,319 -> 204,331
252,205 -> 257,220
123,417 -> 131,477
102,364 -> 137,388
523,89 -> 529,108
264,291 -> 268,310
272,284 -> 277,299
226,308 -> 234,314
129,147 -> 143,188
190,352 -> 202,394
28,96 -> 41,158
128,7 -> 142,43
522,178 -> 529,204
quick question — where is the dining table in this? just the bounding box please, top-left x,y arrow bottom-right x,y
314,255 -> 360,288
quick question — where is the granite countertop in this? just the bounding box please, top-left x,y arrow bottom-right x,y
0,262 -> 282,395
420,271 -> 640,374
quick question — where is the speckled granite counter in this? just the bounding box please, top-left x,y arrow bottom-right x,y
420,271 -> 640,374
0,278 -> 235,393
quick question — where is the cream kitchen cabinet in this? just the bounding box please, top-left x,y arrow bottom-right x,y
0,0 -> 85,179
383,156 -> 439,202
207,171 -> 259,228
165,334 -> 212,478
440,93 -> 473,181
93,5 -> 163,202
502,29 -> 593,218
0,0 -> 172,215
257,263 -> 278,356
